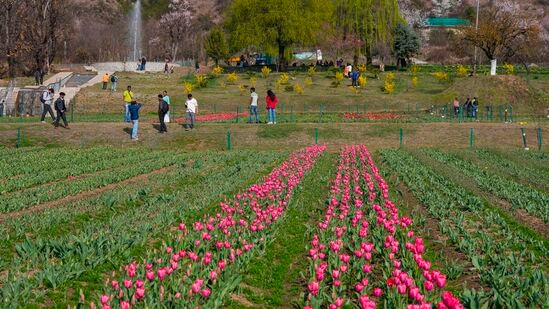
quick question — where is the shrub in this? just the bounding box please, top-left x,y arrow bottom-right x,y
384,81 -> 395,94
410,64 -> 419,75
261,66 -> 271,78
333,72 -> 344,87
195,75 -> 207,88
250,77 -> 257,87
456,65 -> 467,77
358,75 -> 367,87
357,64 -> 367,73
411,76 -> 418,88
304,77 -> 313,87
307,66 -> 316,77
212,66 -> 223,76
294,83 -> 304,95
226,72 -> 238,84
503,63 -> 515,75
385,72 -> 395,83
238,84 -> 247,95
183,82 -> 194,94
277,73 -> 290,85
433,71 -> 449,82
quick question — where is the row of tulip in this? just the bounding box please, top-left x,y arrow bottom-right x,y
304,145 -> 462,309
89,145 -> 326,308
174,113 -> 248,123
1,150 -> 281,306
343,112 -> 400,121
381,149 -> 547,307
423,148 -> 549,222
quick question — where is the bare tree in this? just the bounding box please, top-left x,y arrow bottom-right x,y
160,0 -> 194,62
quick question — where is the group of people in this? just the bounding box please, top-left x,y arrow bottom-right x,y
343,63 -> 361,87
248,88 -> 279,124
453,97 -> 479,118
122,85 -> 198,141
40,88 -> 69,128
102,73 -> 119,91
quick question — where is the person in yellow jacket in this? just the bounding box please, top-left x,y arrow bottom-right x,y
123,86 -> 134,122
102,73 -> 109,90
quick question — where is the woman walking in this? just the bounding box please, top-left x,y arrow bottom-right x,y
266,90 -> 278,124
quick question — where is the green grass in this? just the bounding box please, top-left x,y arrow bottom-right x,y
225,153 -> 335,308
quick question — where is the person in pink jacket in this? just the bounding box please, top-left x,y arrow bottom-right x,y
266,89 -> 278,124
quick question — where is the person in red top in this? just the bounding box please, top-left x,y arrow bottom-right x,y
266,89 -> 278,124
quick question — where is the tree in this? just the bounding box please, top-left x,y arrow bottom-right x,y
461,4 -> 540,73
225,0 -> 332,71
160,0 -> 194,61
204,27 -> 229,65
332,0 -> 401,65
393,22 -> 420,69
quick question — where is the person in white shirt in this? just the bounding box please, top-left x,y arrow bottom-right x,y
40,88 -> 55,123
347,64 -> 353,79
248,87 -> 259,123
185,93 -> 198,131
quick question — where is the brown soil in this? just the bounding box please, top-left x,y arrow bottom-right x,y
229,293 -> 257,308
0,165 -> 174,223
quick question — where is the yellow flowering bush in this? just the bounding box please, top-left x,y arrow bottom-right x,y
358,75 -> 367,87
183,81 -> 194,94
410,64 -> 419,75
411,76 -> 418,88
433,71 -> 449,82
226,72 -> 238,84
212,66 -> 223,76
334,72 -> 344,87
294,83 -> 304,95
195,74 -> 207,88
277,73 -> 290,85
503,63 -> 515,75
357,64 -> 367,73
456,65 -> 467,77
261,66 -> 271,78
384,81 -> 395,94
250,77 -> 257,87
304,77 -> 313,87
307,66 -> 316,77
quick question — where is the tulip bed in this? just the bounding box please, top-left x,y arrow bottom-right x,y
0,148 -> 284,306
381,149 -> 548,308
422,148 -> 549,222
303,145 -> 461,309
90,145 -> 326,308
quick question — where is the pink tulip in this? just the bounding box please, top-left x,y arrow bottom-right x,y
331,269 -> 340,279
178,223 -> 186,231
308,281 -> 320,295
110,280 -> 119,289
397,284 -> 407,294
200,289 -> 211,298
120,301 -> 130,309
373,287 -> 382,297
135,280 -> 144,289
175,292 -> 181,299
135,288 -> 145,299
146,270 -> 155,281
100,295 -> 109,304
123,279 -> 132,289
355,283 -> 365,292
424,280 -> 434,291
157,268 -> 167,281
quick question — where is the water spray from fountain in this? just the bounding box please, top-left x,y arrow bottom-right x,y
130,0 -> 143,62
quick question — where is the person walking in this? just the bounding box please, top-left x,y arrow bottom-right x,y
248,87 -> 259,123
185,93 -> 198,131
471,97 -> 479,119
110,73 -> 119,92
102,73 -> 109,90
162,90 -> 171,123
141,57 -> 147,71
34,68 -> 42,86
266,89 -> 278,124
123,86 -> 134,123
463,98 -> 471,118
453,97 -> 460,117
128,100 -> 142,141
351,70 -> 359,87
53,92 -> 69,129
158,94 -> 169,133
40,88 -> 55,123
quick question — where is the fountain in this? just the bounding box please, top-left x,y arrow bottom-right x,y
129,0 -> 142,62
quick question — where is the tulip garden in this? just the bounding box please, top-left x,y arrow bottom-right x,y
0,144 -> 546,308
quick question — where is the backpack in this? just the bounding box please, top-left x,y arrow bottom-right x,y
111,76 -> 116,83
40,91 -> 47,104
162,101 -> 170,113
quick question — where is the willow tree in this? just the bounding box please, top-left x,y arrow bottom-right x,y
333,0 -> 401,64
225,0 -> 333,71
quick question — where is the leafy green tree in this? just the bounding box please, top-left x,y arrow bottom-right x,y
225,0 -> 332,71
332,0 -> 401,64
394,22 -> 420,69
204,27 -> 229,66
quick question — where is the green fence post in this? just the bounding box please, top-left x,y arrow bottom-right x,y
235,106 -> 240,123
399,128 -> 403,147
315,128 -> 319,144
227,129 -> 231,150
70,97 -> 75,123
459,107 -> 463,123
509,106 -> 514,123
521,128 -> 528,150
470,128 -> 474,148
538,128 -> 542,151
16,128 -> 21,148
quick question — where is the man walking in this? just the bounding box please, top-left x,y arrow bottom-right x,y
128,100 -> 142,141
40,88 -> 55,123
162,90 -> 171,123
102,73 -> 109,90
248,87 -> 259,123
158,94 -> 169,133
123,86 -> 134,122
185,93 -> 198,131
53,92 -> 69,129
110,73 -> 119,92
